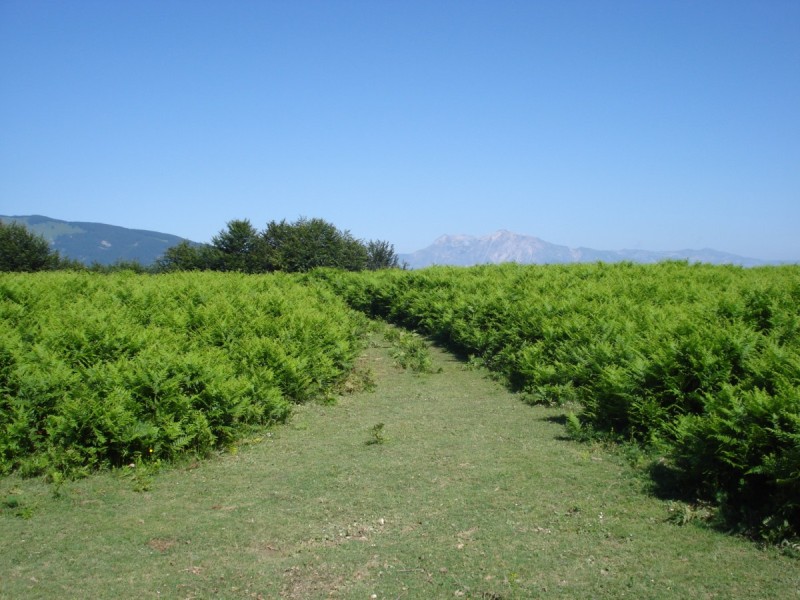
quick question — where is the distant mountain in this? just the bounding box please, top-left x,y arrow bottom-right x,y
2,216 -> 778,269
399,230 -> 772,269
0,215 -> 194,266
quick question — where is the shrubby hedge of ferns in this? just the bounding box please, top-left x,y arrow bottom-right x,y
0,271 -> 366,477
2,264 -> 797,540
310,262 -> 800,539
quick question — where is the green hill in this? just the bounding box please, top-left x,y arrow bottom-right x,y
0,215 -> 194,266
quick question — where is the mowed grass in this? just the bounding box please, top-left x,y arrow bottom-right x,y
1,329 -> 797,599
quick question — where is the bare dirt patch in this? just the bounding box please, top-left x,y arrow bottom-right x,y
147,538 -> 177,553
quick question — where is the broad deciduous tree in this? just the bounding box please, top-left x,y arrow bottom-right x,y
0,221 -> 63,272
158,216 -> 400,274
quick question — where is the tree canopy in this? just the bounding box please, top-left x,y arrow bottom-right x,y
156,217 -> 401,273
0,221 -> 68,272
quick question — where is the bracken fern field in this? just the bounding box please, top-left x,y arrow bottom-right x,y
2,263 -> 799,541
0,271 -> 366,478
311,262 -> 800,539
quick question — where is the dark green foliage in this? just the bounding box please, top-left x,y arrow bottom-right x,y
211,219 -> 270,273
262,217 -> 368,272
0,271 -> 367,477
156,240 -> 200,271
672,385 -> 800,539
308,262 -> 800,539
157,217 -> 398,274
0,221 -> 64,272
366,239 -> 400,270
155,240 -> 222,272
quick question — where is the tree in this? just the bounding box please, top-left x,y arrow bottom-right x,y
157,216 -> 402,274
211,219 -> 269,273
156,241 -> 199,272
262,217 -> 368,272
366,239 -> 400,270
0,221 -> 63,272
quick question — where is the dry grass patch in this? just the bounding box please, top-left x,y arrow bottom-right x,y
146,537 -> 177,553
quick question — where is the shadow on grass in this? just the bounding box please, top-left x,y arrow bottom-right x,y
539,414 -> 574,441
541,414 -> 568,425
535,407 -> 707,507
645,460 -> 698,503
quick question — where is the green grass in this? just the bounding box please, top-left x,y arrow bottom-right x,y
311,263 -> 800,538
1,328 -> 797,599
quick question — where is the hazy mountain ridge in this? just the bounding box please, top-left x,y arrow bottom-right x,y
1,216 -> 781,268
400,230 -> 774,268
0,215 -> 193,266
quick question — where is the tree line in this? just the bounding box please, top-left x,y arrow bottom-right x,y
1,217 -> 402,273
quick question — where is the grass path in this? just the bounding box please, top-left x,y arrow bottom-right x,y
1,329 -> 798,598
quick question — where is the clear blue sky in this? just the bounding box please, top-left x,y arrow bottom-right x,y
2,1 -> 798,260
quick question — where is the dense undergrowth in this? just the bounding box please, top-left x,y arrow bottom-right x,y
2,264 -> 798,542
309,262 -> 800,540
0,271 -> 366,478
